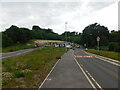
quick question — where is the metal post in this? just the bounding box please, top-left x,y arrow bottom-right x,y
65,22 -> 68,52
97,36 -> 100,51
97,41 -> 99,51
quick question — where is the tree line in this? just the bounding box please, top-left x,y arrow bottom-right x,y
80,23 -> 120,52
2,23 -> 120,52
2,25 -> 81,47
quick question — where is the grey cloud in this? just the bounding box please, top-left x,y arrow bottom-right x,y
1,2 -> 82,28
0,1 -> 118,33
88,2 -> 114,10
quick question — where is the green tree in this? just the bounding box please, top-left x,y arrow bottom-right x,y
81,23 -> 109,48
2,33 -> 13,47
4,25 -> 20,43
108,30 -> 120,52
4,25 -> 32,43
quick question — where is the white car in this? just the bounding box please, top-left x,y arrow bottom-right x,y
66,45 -> 72,49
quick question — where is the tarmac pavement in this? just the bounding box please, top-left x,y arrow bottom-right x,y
40,49 -> 92,88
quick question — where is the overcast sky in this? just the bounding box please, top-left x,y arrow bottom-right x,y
0,0 -> 119,34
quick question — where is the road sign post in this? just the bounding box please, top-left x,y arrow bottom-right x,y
96,36 -> 100,51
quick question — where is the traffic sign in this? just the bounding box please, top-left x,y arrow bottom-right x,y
96,36 -> 100,41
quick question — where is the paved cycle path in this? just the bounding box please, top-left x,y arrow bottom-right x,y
40,49 -> 92,88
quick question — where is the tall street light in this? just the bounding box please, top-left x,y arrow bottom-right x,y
65,22 -> 68,52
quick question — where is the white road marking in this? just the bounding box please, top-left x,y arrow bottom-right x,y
46,78 -> 52,81
38,50 -> 103,89
95,56 -> 120,67
84,50 -> 120,67
73,50 -> 103,90
73,56 -> 97,90
38,59 -> 61,89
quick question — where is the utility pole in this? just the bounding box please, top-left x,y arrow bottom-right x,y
65,22 -> 68,52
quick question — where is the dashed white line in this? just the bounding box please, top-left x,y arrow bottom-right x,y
73,51 -> 103,90
73,56 -> 97,90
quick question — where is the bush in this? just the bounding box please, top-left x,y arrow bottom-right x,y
100,46 -> 108,51
108,42 -> 120,52
2,33 -> 14,47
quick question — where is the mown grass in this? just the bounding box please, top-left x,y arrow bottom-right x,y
0,48 -> 2,52
85,49 -> 119,61
2,47 -> 66,88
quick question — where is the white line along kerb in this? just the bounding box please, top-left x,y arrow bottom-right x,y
73,56 -> 97,89
73,52 -> 103,90
83,50 -> 120,67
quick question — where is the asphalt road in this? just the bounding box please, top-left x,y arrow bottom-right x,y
74,48 -> 119,89
1,48 -> 39,59
39,48 -> 119,89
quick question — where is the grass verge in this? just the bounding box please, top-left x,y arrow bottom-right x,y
2,44 -> 36,53
2,39 -> 38,53
2,47 -> 65,88
85,49 -> 119,61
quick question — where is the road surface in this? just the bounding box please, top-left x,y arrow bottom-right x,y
39,48 -> 119,89
1,48 -> 39,59
74,48 -> 119,89
40,49 -> 92,88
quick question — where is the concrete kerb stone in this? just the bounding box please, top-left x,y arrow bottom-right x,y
83,50 -> 120,65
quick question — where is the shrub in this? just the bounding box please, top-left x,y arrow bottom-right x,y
2,33 -> 14,47
100,46 -> 108,51
108,42 -> 120,52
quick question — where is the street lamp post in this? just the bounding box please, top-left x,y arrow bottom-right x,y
65,22 -> 68,52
